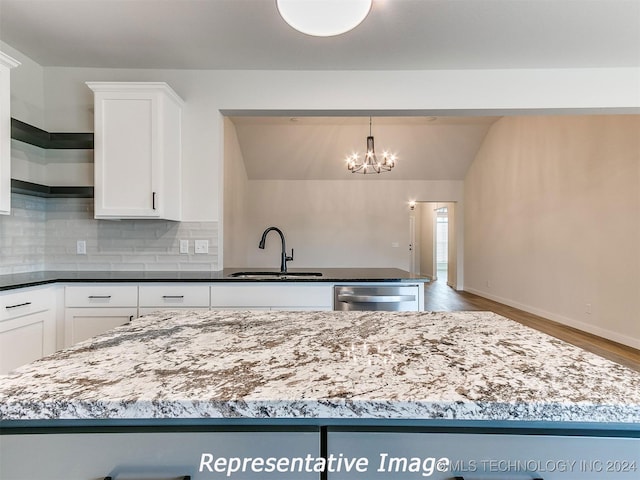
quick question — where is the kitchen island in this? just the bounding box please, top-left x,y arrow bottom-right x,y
1,309 -> 639,479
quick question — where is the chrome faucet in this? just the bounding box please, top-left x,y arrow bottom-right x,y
259,227 -> 294,273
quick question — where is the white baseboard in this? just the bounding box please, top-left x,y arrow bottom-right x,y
464,287 -> 640,350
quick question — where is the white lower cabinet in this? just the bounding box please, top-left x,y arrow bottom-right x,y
138,283 -> 209,316
210,283 -> 333,310
0,429 -> 320,480
0,285 -> 56,374
2,427 -> 637,480
64,284 -> 138,347
63,307 -> 137,346
326,430 -> 640,480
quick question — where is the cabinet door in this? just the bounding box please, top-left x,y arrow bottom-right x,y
64,307 -> 136,347
94,93 -> 159,217
0,310 -> 54,374
88,82 -> 182,220
0,285 -> 56,373
0,51 -> 20,215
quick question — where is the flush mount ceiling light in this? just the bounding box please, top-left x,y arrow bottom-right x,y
346,117 -> 397,174
276,0 -> 372,37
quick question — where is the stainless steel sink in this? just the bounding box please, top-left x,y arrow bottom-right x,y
228,271 -> 322,279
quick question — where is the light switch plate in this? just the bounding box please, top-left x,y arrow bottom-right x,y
194,240 -> 209,254
77,240 -> 86,255
179,239 -> 189,254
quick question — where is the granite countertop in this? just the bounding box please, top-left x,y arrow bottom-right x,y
0,268 -> 427,291
1,310 -> 639,424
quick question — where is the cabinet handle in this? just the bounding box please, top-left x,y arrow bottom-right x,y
162,295 -> 185,299
103,476 -> 190,480
88,295 -> 112,299
5,301 -> 32,309
152,191 -> 157,210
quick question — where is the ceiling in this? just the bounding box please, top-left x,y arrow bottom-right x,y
230,116 -> 500,180
1,1 -> 636,181
0,0 -> 638,70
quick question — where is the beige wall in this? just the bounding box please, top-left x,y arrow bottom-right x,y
5,42 -> 639,280
464,115 -> 640,348
39,65 -> 640,225
418,203 -> 435,279
222,118 -> 250,267
224,180 -> 464,270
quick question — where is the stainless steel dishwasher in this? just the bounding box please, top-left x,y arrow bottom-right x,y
333,285 -> 419,311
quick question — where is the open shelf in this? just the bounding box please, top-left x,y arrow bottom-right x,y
10,119 -> 95,198
11,118 -> 94,149
11,179 -> 94,198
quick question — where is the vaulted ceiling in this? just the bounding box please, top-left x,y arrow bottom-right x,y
229,115 -> 500,180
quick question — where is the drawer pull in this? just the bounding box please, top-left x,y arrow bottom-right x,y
5,301 -> 32,309
162,295 -> 185,299
88,295 -> 112,299
104,476 -> 190,480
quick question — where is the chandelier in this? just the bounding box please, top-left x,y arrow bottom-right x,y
276,0 -> 372,37
346,117 -> 397,174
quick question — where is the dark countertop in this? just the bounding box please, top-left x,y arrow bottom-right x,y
0,268 -> 428,291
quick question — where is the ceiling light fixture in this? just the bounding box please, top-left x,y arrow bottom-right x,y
276,0 -> 372,37
346,117 -> 397,174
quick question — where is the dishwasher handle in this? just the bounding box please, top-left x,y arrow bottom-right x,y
337,294 -> 416,303
104,476 -> 190,480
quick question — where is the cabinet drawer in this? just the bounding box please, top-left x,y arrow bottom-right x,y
0,286 -> 54,321
139,284 -> 210,307
327,430 -> 640,479
1,430 -> 320,480
65,284 -> 138,307
211,284 -> 332,309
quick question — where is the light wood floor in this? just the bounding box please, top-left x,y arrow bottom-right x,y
424,279 -> 640,372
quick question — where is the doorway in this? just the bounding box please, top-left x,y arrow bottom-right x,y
435,206 -> 449,283
410,202 -> 457,288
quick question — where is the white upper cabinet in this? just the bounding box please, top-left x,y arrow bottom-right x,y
86,82 -> 183,220
0,51 -> 20,216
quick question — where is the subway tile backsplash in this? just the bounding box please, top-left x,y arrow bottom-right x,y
0,194 -> 218,274
0,194 -> 47,274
